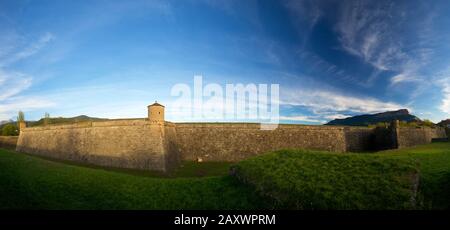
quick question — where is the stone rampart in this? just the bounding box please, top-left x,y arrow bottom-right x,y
14,119 -> 448,172
174,123 -> 348,162
396,126 -> 447,148
16,119 -> 170,171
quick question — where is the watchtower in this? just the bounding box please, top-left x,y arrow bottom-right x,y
148,101 -> 165,123
19,121 -> 26,132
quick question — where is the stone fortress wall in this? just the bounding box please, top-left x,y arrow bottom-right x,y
174,123 -> 348,162
16,119 -> 172,171
0,136 -> 18,150
14,103 -> 448,172
396,126 -> 447,148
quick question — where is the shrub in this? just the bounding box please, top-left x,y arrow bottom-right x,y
421,119 -> 435,128
1,123 -> 19,136
368,122 -> 389,128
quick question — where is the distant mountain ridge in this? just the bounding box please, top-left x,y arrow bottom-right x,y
438,119 -> 450,127
30,115 -> 108,127
0,120 -> 14,130
1,115 -> 109,131
326,109 -> 421,126
0,120 -> 13,125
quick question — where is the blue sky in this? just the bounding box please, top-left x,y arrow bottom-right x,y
1,0 -> 450,123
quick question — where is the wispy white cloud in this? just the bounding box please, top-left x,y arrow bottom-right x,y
0,97 -> 55,121
279,115 -> 324,123
334,1 -> 437,89
12,33 -> 54,63
0,70 -> 32,100
0,32 -> 55,67
281,87 -> 407,115
323,114 -> 351,120
298,51 -> 365,86
336,1 -> 407,72
440,79 -> 450,115
0,32 -> 56,120
390,73 -> 420,86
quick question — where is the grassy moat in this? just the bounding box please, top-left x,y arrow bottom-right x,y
0,142 -> 450,210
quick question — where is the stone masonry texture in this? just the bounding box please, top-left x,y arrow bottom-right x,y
14,120 -> 448,172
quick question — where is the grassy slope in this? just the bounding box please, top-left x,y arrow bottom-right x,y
376,143 -> 450,209
1,143 -> 449,210
19,153 -> 235,179
232,150 -> 419,210
0,149 -> 265,210
233,142 -> 450,210
29,116 -> 108,127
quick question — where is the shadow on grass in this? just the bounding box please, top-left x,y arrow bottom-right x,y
17,151 -> 234,179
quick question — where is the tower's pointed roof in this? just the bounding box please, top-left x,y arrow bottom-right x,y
148,101 -> 165,107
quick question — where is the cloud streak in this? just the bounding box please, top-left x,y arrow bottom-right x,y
0,32 -> 55,67
0,70 -> 32,100
0,97 -> 55,121
334,0 -> 438,89
281,87 -> 407,115
11,33 -> 55,63
0,32 -> 56,120
279,115 -> 324,123
336,1 -> 405,72
440,80 -> 450,115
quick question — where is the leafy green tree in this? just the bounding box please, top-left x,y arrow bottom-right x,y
2,123 -> 19,136
17,111 -> 25,122
17,110 -> 25,129
399,121 -> 409,127
422,119 -> 435,128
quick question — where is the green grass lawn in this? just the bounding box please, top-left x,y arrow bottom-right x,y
0,142 -> 449,210
232,142 -> 450,210
19,153 -> 235,179
375,143 -> 450,209
232,150 -> 419,210
0,149 -> 266,210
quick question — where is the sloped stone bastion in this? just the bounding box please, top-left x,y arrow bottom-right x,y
16,103 -> 447,172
